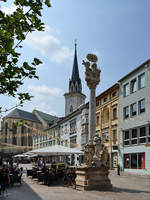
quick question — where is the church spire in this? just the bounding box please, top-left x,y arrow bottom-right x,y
64,41 -> 86,116
69,41 -> 82,93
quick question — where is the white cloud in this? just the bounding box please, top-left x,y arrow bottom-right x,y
1,4 -> 28,14
28,85 -> 63,98
8,84 -> 64,116
26,25 -> 73,64
25,85 -> 64,116
1,5 -> 16,14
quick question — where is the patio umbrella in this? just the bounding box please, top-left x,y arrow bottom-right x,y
13,154 -> 28,158
30,145 -> 83,156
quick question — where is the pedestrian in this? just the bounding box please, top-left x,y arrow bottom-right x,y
117,164 -> 120,175
0,164 -> 10,197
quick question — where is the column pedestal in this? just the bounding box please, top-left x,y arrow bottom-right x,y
76,166 -> 112,191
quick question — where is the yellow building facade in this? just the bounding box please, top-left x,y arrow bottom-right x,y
96,83 -> 119,169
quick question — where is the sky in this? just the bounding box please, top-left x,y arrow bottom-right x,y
0,0 -> 150,118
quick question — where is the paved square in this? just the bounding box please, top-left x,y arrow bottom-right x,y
5,168 -> 150,200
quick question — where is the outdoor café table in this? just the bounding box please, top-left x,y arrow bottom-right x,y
37,171 -> 42,177
26,169 -> 33,177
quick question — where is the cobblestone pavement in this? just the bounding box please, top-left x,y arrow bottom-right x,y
3,164 -> 150,200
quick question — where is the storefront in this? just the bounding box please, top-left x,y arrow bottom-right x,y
124,152 -> 145,169
120,144 -> 150,174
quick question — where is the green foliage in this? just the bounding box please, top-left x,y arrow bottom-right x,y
57,162 -> 67,170
0,0 -> 51,112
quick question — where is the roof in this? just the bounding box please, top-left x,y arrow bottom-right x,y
71,42 -> 81,85
118,59 -> 150,82
6,108 -> 40,123
96,83 -> 119,100
33,109 -> 59,124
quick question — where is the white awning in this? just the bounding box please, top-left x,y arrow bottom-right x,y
30,145 -> 83,156
13,154 -> 28,158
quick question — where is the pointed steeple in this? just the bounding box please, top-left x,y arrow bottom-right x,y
64,41 -> 86,116
69,41 -> 82,93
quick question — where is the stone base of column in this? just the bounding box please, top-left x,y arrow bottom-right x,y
75,166 -> 112,191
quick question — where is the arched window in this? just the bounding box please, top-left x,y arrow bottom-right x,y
70,105 -> 73,113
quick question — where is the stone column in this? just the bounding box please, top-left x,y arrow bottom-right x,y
76,54 -> 112,191
82,54 -> 101,143
89,88 -> 96,141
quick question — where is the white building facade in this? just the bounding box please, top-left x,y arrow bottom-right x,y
119,59 -> 150,174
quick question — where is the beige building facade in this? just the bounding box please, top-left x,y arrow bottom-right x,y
96,83 -> 119,169
0,109 -> 42,155
0,108 -> 59,156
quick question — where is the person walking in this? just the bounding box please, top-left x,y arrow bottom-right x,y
0,164 -> 10,197
117,164 -> 120,175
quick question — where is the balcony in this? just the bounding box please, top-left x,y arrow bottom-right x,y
111,119 -> 118,126
69,128 -> 76,135
102,122 -> 109,129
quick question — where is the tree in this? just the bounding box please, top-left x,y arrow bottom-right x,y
0,0 -> 51,112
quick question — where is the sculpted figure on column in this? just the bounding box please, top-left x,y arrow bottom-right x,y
82,54 -> 101,89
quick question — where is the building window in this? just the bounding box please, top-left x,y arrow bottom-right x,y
21,136 -> 25,146
96,101 -> 99,107
139,99 -> 145,114
112,108 -> 117,120
148,126 -> 150,143
70,136 -> 77,148
123,130 -> 130,146
104,97 -> 107,103
96,116 -> 99,126
70,105 -> 73,113
124,154 -> 130,168
102,108 -> 109,123
139,127 -> 146,144
138,73 -> 145,89
112,91 -> 117,98
138,153 -> 145,169
124,153 -> 145,169
131,103 -> 136,117
12,136 -> 17,145
131,129 -> 137,144
130,79 -> 136,93
70,119 -> 76,135
131,153 -> 137,169
124,106 -> 129,119
123,83 -> 129,97
103,131 -> 109,142
12,123 -> 17,135
65,140 -> 68,147
113,129 -> 117,144
5,122 -> 8,135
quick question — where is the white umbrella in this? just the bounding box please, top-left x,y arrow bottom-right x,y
30,145 -> 83,156
14,154 -> 28,158
23,152 -> 34,155
27,154 -> 38,158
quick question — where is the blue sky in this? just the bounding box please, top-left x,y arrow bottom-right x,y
0,0 -> 150,118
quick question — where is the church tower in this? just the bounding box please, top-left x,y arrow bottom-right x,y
64,42 -> 86,116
